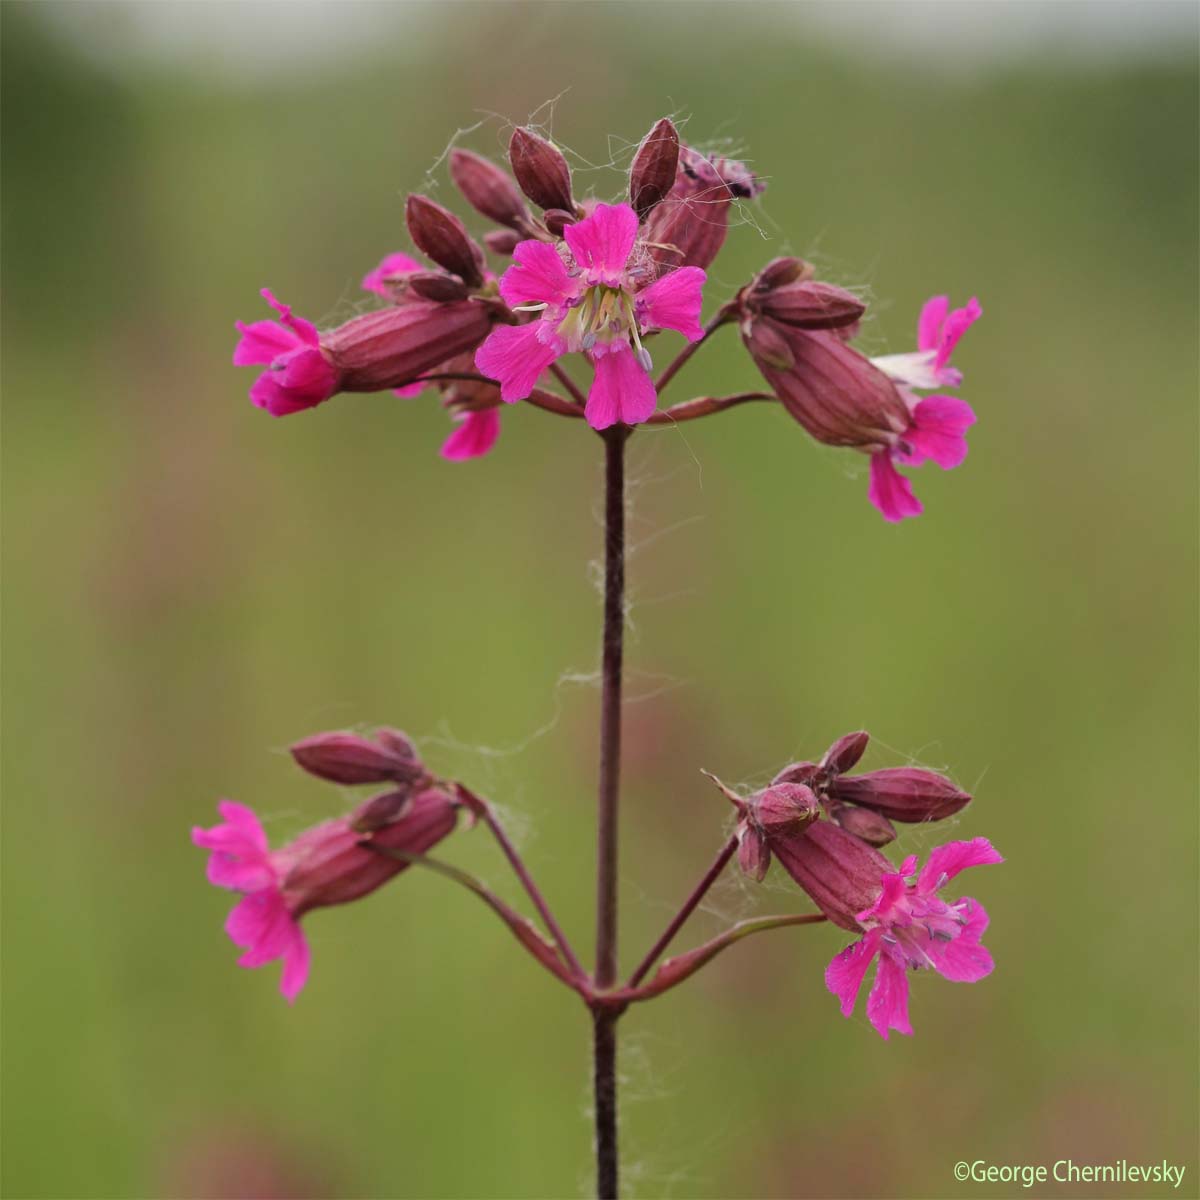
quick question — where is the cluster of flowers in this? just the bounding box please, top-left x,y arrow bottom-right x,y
195,727 -> 999,1039
233,119 -> 980,521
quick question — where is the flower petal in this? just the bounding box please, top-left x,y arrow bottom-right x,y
585,342 -> 657,430
441,408 -> 501,461
867,453 -> 923,523
636,266 -> 706,341
928,899 -> 994,983
233,320 -> 304,366
918,837 -> 1004,893
260,289 -> 320,346
867,951 -> 913,1039
933,297 -> 982,373
564,203 -> 638,286
361,252 -> 422,297
917,295 -> 950,352
825,927 -> 882,1017
903,395 -> 976,469
499,240 -> 579,311
279,923 -> 312,1002
474,322 -> 562,404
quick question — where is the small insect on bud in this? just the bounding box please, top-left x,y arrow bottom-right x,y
508,127 -> 575,213
831,804 -> 897,847
448,148 -> 531,230
542,208 -> 576,238
290,730 -> 425,786
629,117 -> 680,220
484,228 -> 522,256
404,195 -> 486,288
406,272 -> 470,303
827,767 -> 972,823
820,731 -> 870,780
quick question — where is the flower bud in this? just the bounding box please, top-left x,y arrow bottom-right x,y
448,148 -> 530,230
827,767 -> 971,823
769,821 -> 890,931
753,257 -> 814,290
323,299 -> 494,393
374,728 -> 418,762
749,782 -> 820,838
737,823 -> 771,882
406,271 -> 470,303
644,145 -> 762,272
760,281 -> 865,331
280,787 -> 458,915
542,208 -> 576,238
290,730 -> 425,786
508,127 -> 575,213
820,731 -> 869,779
405,195 -> 486,288
771,761 -> 820,787
743,322 -> 909,450
484,229 -> 521,256
629,117 -> 680,220
350,789 -> 411,833
831,804 -> 897,847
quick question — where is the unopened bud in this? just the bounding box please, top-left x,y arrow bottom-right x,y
771,761 -> 820,787
542,208 -> 575,238
448,148 -> 530,230
754,257 -> 815,291
828,768 -> 971,823
820,731 -> 870,779
406,271 -> 470,302
770,821 -> 891,931
290,731 -> 424,786
749,782 -> 820,838
831,804 -> 897,847
737,822 -> 771,882
743,317 -> 794,371
374,728 -> 418,762
404,195 -> 486,288
350,789 -> 412,833
508,127 -> 574,213
484,229 -> 522,256
629,117 -> 680,220
760,281 -> 866,331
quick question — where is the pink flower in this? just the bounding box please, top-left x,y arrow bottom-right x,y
193,789 -> 458,1001
825,837 -> 1003,1040
873,295 -> 982,392
361,252 -> 423,298
441,408 -> 500,461
474,202 -> 706,430
233,289 -> 339,417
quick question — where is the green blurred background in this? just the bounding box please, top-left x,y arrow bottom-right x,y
3,2 -> 1197,1197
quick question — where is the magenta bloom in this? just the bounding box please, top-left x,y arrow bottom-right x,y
193,790 -> 458,1001
825,837 -> 1002,1040
441,408 -> 500,461
361,252 -> 422,298
474,202 -> 706,430
233,289 -> 339,417
867,296 -> 982,522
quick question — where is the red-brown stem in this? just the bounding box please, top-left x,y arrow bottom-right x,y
593,424 -> 629,1199
645,391 -> 774,426
653,310 -> 734,396
480,805 -> 587,980
550,361 -> 587,407
626,834 -> 739,988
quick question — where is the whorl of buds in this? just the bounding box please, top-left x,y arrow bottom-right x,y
629,117 -> 680,220
405,195 -> 486,288
508,127 -> 575,214
290,729 -> 425,787
448,148 -> 531,230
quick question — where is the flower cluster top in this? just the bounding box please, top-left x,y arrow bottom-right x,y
234,117 -> 981,521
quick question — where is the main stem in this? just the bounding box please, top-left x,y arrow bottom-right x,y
593,425 -> 628,1199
